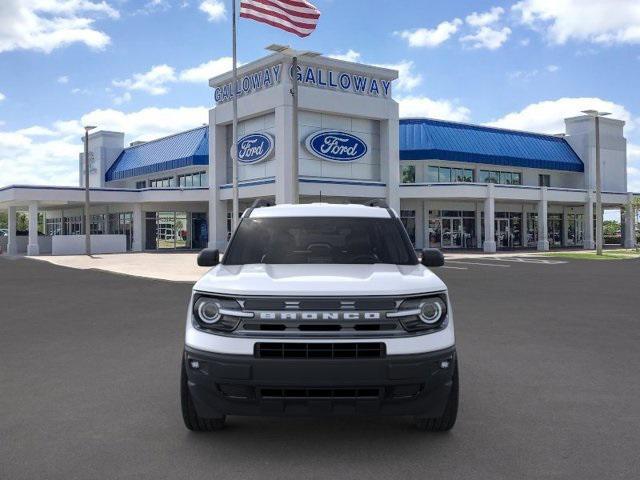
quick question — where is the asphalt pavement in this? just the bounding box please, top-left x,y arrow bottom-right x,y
1,255 -> 639,480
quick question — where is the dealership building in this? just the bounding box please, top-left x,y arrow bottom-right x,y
0,52 -> 637,256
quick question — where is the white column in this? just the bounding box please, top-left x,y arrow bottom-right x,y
537,187 -> 549,251
422,200 -> 429,249
475,202 -> 483,249
7,206 -> 18,255
381,117 -> 400,213
584,195 -> 595,249
209,117 -> 230,250
274,104 -> 295,204
132,204 -> 143,252
483,185 -> 496,253
624,193 -> 636,248
27,203 -> 40,256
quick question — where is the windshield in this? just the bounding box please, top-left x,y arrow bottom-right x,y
223,216 -> 418,265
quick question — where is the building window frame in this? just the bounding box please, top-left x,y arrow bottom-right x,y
427,165 -> 474,183
401,165 -> 416,184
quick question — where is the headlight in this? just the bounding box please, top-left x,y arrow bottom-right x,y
418,298 -> 446,324
195,298 -> 221,324
389,294 -> 448,332
192,294 -> 250,332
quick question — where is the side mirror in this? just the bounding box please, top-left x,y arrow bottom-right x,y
421,248 -> 445,267
197,248 -> 220,267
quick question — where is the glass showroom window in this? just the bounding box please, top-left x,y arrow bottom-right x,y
480,170 -> 522,185
427,166 -> 473,183
539,174 -> 550,187
401,165 -> 416,184
400,210 -> 416,244
90,214 -> 106,235
135,180 -> 147,189
149,177 -> 175,188
178,171 -> 207,188
46,218 -> 63,236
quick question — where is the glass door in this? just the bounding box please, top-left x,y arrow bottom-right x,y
157,212 -> 176,249
495,218 -> 513,249
441,218 -> 463,248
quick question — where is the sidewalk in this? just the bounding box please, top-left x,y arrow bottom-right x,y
27,252 -> 209,283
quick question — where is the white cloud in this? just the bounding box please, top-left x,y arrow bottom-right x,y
396,19 -> 463,48
513,0 -> 640,45
328,50 -> 362,63
486,97 -> 635,134
461,26 -> 511,50
113,91 -> 132,105
0,106 -> 209,187
508,65 -> 560,81
520,38 -> 531,46
113,64 -> 177,95
373,60 -> 422,93
398,96 -> 471,122
199,0 -> 226,21
0,92 -> 5,102
466,7 -> 504,27
179,57 -> 234,83
0,0 -> 119,54
57,75 -> 69,84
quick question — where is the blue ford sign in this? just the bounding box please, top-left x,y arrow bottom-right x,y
235,133 -> 274,164
305,131 -> 368,163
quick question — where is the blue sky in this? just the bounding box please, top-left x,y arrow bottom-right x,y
1,0 -> 639,195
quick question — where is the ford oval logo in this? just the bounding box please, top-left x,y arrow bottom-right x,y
305,131 -> 368,163
234,133 -> 274,164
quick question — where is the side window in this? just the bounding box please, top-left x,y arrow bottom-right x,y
401,165 -> 416,184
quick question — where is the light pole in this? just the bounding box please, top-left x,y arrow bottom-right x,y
266,44 -> 320,204
83,125 -> 96,255
581,110 -> 610,256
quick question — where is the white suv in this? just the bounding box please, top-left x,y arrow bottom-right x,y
181,201 -> 458,431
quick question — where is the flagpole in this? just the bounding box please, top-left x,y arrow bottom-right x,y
291,55 -> 299,204
231,0 -> 240,230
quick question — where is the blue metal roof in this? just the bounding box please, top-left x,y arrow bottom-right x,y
105,126 -> 209,181
399,118 -> 584,172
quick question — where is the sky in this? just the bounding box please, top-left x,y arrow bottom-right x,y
1,0 -> 640,197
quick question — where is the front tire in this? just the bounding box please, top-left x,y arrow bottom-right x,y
181,358 -> 226,431
415,362 -> 459,432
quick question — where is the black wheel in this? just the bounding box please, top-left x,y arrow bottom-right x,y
181,358 -> 226,431
415,362 -> 459,432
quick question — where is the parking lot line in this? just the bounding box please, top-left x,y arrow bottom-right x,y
489,257 -> 568,265
447,261 -> 510,268
442,265 -> 468,270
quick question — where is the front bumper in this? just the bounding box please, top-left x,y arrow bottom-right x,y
184,346 -> 456,418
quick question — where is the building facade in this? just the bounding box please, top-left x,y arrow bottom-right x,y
1,52 -> 637,256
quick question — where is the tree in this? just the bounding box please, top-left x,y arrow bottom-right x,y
0,211 -> 6,230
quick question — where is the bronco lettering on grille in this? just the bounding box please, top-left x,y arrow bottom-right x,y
257,312 -> 382,321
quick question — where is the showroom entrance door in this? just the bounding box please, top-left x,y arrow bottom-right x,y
441,218 -> 463,248
495,218 -> 513,249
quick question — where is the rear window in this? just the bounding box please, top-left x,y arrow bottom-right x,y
223,217 -> 417,265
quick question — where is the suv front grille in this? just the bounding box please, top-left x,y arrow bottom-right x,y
255,342 -> 386,359
242,298 -> 398,311
259,387 -> 383,399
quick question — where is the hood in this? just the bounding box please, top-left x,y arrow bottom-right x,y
193,264 -> 447,297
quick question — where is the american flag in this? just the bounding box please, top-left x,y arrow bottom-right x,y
240,0 -> 321,38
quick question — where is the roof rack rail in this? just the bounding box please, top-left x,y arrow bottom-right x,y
250,198 -> 273,209
244,198 -> 274,218
365,199 -> 389,208
365,198 -> 396,218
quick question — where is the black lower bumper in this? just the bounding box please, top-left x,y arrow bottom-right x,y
184,345 -> 456,418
